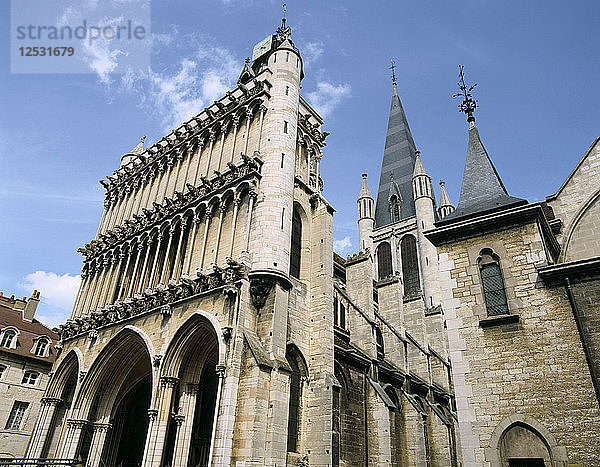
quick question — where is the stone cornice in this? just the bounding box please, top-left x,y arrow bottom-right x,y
79,156 -> 261,263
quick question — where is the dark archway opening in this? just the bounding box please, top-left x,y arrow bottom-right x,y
188,364 -> 218,467
290,209 -> 302,279
112,377 -> 152,467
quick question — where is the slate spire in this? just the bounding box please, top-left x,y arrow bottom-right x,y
374,77 -> 418,228
439,68 -> 526,224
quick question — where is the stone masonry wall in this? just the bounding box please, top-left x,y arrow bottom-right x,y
437,220 -> 600,465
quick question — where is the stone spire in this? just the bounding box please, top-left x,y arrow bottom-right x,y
374,78 -> 418,228
358,173 -> 374,253
437,180 -> 455,219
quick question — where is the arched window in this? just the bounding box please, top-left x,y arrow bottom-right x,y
333,365 -> 347,467
389,195 -> 400,222
290,209 -> 302,279
33,337 -> 50,357
333,297 -> 346,328
377,242 -> 393,280
286,346 -> 307,453
401,235 -> 420,298
478,249 -> 509,316
0,328 -> 18,349
22,370 -> 39,385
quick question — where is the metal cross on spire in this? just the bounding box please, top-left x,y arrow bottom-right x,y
453,65 -> 478,123
390,59 -> 397,86
282,2 -> 287,27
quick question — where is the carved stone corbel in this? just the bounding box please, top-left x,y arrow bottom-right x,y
250,277 -> 275,310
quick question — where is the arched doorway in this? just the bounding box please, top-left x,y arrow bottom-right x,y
65,328 -> 154,467
159,312 -> 222,467
499,423 -> 551,466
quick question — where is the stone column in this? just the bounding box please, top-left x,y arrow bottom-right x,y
99,254 -> 117,307
118,247 -> 134,300
137,235 -> 154,294
171,153 -> 184,198
180,144 -> 193,192
256,105 -> 266,152
171,219 -> 188,282
160,159 -> 174,202
212,202 -> 227,265
58,419 -> 88,460
26,397 -> 62,458
243,108 -> 252,156
243,190 -> 257,253
134,174 -> 149,217
86,422 -> 112,467
171,383 -> 200,467
188,139 -> 204,188
81,265 -> 98,314
207,364 -> 226,467
142,377 -> 178,467
141,409 -> 158,467
117,186 -> 133,226
216,123 -> 227,172
91,257 -> 110,311
199,206 -> 215,271
108,252 -> 125,304
95,201 -> 109,239
228,196 -> 241,258
159,226 -> 176,285
124,179 -> 140,221
70,269 -> 88,319
154,162 -> 168,205
229,117 -> 239,164
127,240 -> 145,297
149,233 -> 164,289
183,212 -> 202,275
202,132 -> 216,180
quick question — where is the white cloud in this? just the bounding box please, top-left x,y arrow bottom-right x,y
302,40 -> 324,65
21,271 -> 81,320
333,236 -> 353,255
306,80 -> 351,118
118,39 -> 240,131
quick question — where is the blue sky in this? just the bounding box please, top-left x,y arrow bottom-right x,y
1,0 -> 598,327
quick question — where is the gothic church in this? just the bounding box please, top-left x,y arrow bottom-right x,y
24,20 -> 600,466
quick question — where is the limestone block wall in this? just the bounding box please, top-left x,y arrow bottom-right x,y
437,220 -> 600,465
0,355 -> 51,457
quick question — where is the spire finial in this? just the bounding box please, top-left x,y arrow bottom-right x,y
282,2 -> 287,28
141,135 -> 146,144
440,179 -> 445,187
390,59 -> 397,86
245,57 -> 250,65
453,65 -> 478,125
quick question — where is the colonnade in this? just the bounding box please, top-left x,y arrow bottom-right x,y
73,187 -> 257,318
97,103 -> 267,237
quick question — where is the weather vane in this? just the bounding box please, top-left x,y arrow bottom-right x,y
282,2 -> 287,27
390,59 -> 397,86
453,65 -> 478,123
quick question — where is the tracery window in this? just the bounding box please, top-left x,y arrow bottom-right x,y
22,370 -> 39,386
478,249 -> 509,316
0,328 -> 18,349
33,337 -> 50,357
401,235 -> 420,298
377,242 -> 393,280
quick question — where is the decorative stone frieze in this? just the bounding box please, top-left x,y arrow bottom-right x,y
55,259 -> 247,342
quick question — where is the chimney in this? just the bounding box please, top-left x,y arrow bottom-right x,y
23,290 -> 40,321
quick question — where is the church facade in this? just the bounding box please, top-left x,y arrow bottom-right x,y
23,21 -> 600,466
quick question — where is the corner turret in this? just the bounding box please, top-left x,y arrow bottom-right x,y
357,173 -> 374,252
438,180 -> 455,219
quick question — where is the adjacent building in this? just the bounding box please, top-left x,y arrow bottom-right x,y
0,290 -> 59,458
